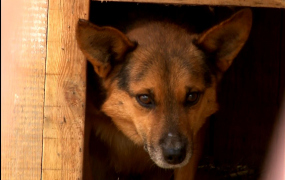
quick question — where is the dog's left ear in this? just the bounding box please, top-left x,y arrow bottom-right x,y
76,19 -> 136,78
196,8 -> 252,72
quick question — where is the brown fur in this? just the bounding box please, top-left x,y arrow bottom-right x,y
77,9 -> 252,180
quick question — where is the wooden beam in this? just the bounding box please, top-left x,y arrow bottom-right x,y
92,0 -> 285,8
42,0 -> 89,179
1,0 -> 48,179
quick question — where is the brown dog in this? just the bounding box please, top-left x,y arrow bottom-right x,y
76,8 -> 252,180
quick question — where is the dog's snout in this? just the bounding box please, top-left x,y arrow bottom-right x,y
162,146 -> 186,164
160,133 -> 187,165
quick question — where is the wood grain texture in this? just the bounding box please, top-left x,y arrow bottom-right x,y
93,0 -> 285,8
1,0 -> 48,179
42,0 -> 89,179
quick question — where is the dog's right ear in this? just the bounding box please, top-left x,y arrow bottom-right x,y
76,19 -> 136,78
196,8 -> 252,73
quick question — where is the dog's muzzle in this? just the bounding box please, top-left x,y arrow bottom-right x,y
159,133 -> 187,165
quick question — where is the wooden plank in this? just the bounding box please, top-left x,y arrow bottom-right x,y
93,0 -> 285,8
1,0 -> 48,179
42,0 -> 89,179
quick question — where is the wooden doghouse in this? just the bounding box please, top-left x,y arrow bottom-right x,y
2,0 -> 284,179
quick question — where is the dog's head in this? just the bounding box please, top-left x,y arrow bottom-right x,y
77,9 -> 252,169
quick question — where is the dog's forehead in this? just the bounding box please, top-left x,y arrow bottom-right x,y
127,23 -> 202,72
128,47 -> 205,84
127,21 -> 196,50
117,22 -> 212,93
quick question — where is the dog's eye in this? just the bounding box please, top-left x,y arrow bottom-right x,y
136,94 -> 154,108
185,92 -> 200,106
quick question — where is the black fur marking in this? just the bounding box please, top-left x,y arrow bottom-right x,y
111,42 -> 137,91
203,68 -> 213,88
86,62 -> 107,109
193,41 -> 218,87
117,59 -> 131,92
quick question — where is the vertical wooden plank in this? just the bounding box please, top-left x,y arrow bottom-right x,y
1,0 -> 48,179
42,0 -> 89,179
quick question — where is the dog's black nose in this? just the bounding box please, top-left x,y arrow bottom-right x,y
160,133 -> 187,164
162,146 -> 186,164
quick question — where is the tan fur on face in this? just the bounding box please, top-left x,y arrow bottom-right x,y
101,22 -> 220,168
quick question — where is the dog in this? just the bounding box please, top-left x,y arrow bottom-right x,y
76,8 -> 252,180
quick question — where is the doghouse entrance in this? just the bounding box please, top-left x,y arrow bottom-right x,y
85,1 -> 285,179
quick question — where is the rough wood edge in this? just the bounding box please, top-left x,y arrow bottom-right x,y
92,0 -> 285,8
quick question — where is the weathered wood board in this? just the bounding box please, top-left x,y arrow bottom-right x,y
42,0 -> 89,179
1,0 -> 48,179
93,0 -> 285,8
2,0 -> 89,179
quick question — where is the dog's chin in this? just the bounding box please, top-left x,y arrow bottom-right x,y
146,146 -> 191,169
